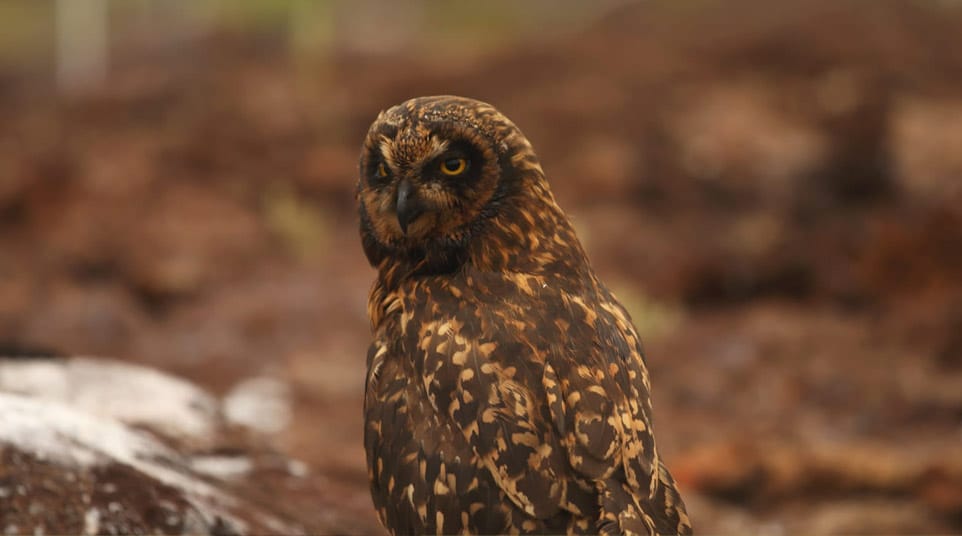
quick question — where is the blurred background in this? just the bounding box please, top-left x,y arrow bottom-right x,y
1,0 -> 962,533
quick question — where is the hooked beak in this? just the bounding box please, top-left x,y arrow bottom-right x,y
396,180 -> 425,235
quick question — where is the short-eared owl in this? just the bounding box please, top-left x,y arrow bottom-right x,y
358,96 -> 691,535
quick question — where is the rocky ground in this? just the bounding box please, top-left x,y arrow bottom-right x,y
1,1 -> 961,533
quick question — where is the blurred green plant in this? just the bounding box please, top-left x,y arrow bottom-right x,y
609,282 -> 685,343
262,186 -> 330,262
0,2 -> 53,67
1,0 -> 627,81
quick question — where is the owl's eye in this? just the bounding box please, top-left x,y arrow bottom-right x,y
375,163 -> 389,179
440,157 -> 468,176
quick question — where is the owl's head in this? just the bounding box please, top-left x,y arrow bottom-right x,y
357,96 -> 556,275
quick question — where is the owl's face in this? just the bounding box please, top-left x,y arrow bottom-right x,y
357,96 -> 515,259
359,96 -> 589,286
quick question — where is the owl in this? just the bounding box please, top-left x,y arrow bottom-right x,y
357,96 -> 691,535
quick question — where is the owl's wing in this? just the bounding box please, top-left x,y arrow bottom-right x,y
541,299 -> 692,536
417,298 -> 690,536
417,288 -> 690,534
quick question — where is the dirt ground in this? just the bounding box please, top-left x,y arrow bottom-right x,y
2,1 -> 962,533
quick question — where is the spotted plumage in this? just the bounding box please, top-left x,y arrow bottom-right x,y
358,96 -> 691,535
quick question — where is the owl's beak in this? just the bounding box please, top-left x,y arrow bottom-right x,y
396,180 -> 425,235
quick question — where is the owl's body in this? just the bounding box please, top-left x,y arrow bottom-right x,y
359,96 -> 691,535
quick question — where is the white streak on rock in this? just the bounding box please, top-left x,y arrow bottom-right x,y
0,357 -> 219,440
223,377 -> 292,434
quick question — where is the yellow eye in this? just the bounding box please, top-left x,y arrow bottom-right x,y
440,157 -> 467,176
376,163 -> 389,178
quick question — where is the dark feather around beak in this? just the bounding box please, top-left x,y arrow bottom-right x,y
396,180 -> 425,235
